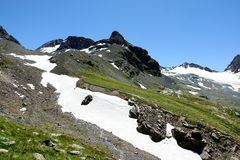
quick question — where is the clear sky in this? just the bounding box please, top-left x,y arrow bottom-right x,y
1,0 -> 240,71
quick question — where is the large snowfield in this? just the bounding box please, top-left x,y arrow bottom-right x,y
163,66 -> 240,92
10,53 -> 202,160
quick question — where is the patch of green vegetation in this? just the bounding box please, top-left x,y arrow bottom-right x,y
78,71 -> 240,142
0,116 -> 113,160
0,54 -> 12,69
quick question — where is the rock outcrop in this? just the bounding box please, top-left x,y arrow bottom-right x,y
129,102 -> 166,142
0,26 -> 20,45
225,54 -> 240,73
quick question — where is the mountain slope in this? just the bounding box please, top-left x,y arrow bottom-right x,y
1,25 -> 240,160
0,25 -> 20,45
225,54 -> 240,73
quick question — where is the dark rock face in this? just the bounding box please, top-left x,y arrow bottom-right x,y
180,62 -> 214,72
37,36 -> 94,51
81,95 -> 93,105
129,103 -> 166,142
109,31 -> 126,45
128,45 -> 161,76
57,36 -> 94,51
172,127 -> 206,154
225,55 -> 240,73
0,26 -> 20,45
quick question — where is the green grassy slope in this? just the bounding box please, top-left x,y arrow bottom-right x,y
77,71 -> 240,142
0,116 -> 112,160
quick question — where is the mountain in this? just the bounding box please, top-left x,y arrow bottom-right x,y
163,61 -> 240,110
1,25 -> 240,160
37,31 -> 161,77
179,62 -> 215,72
225,54 -> 240,73
0,25 -> 20,45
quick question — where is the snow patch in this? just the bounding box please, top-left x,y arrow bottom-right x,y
198,82 -> 211,90
187,85 -> 201,90
14,91 -> 25,98
27,83 -> 35,90
138,83 -> 147,89
189,91 -> 198,95
80,47 -> 95,54
12,83 -> 18,88
110,63 -> 119,70
98,48 -> 107,51
40,45 -> 60,53
9,53 -> 202,160
20,107 -> 27,112
98,54 -> 102,58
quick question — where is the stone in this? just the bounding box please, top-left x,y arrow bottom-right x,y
81,95 -> 93,105
41,140 -> 56,147
69,144 -> 84,149
33,153 -> 46,160
0,148 -> 8,153
136,105 -> 166,142
3,141 -> 16,145
129,106 -> 139,119
69,150 -> 82,155
172,128 -> 206,154
200,151 -> 211,160
211,132 -> 220,142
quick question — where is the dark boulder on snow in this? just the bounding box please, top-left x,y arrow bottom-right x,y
81,95 -> 93,105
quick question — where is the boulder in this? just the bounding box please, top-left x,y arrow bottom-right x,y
129,106 -> 139,119
172,127 -> 206,154
33,153 -> 46,160
136,105 -> 166,142
81,95 -> 93,105
41,140 -> 56,147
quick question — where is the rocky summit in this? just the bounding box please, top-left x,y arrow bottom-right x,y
225,54 -> 240,73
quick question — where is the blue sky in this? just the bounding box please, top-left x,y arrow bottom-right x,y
1,0 -> 240,71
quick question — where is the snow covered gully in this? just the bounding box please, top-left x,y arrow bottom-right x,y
10,53 -> 202,160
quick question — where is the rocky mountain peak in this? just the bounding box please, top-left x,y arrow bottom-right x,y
225,54 -> 240,73
180,62 -> 214,72
57,36 -> 94,50
109,31 -> 126,45
0,25 -> 20,45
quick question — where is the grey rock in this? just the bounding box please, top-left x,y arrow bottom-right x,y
3,140 -> 16,145
69,150 -> 82,155
33,153 -> 46,160
0,148 -> 8,153
211,132 -> 220,142
200,151 -> 212,160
